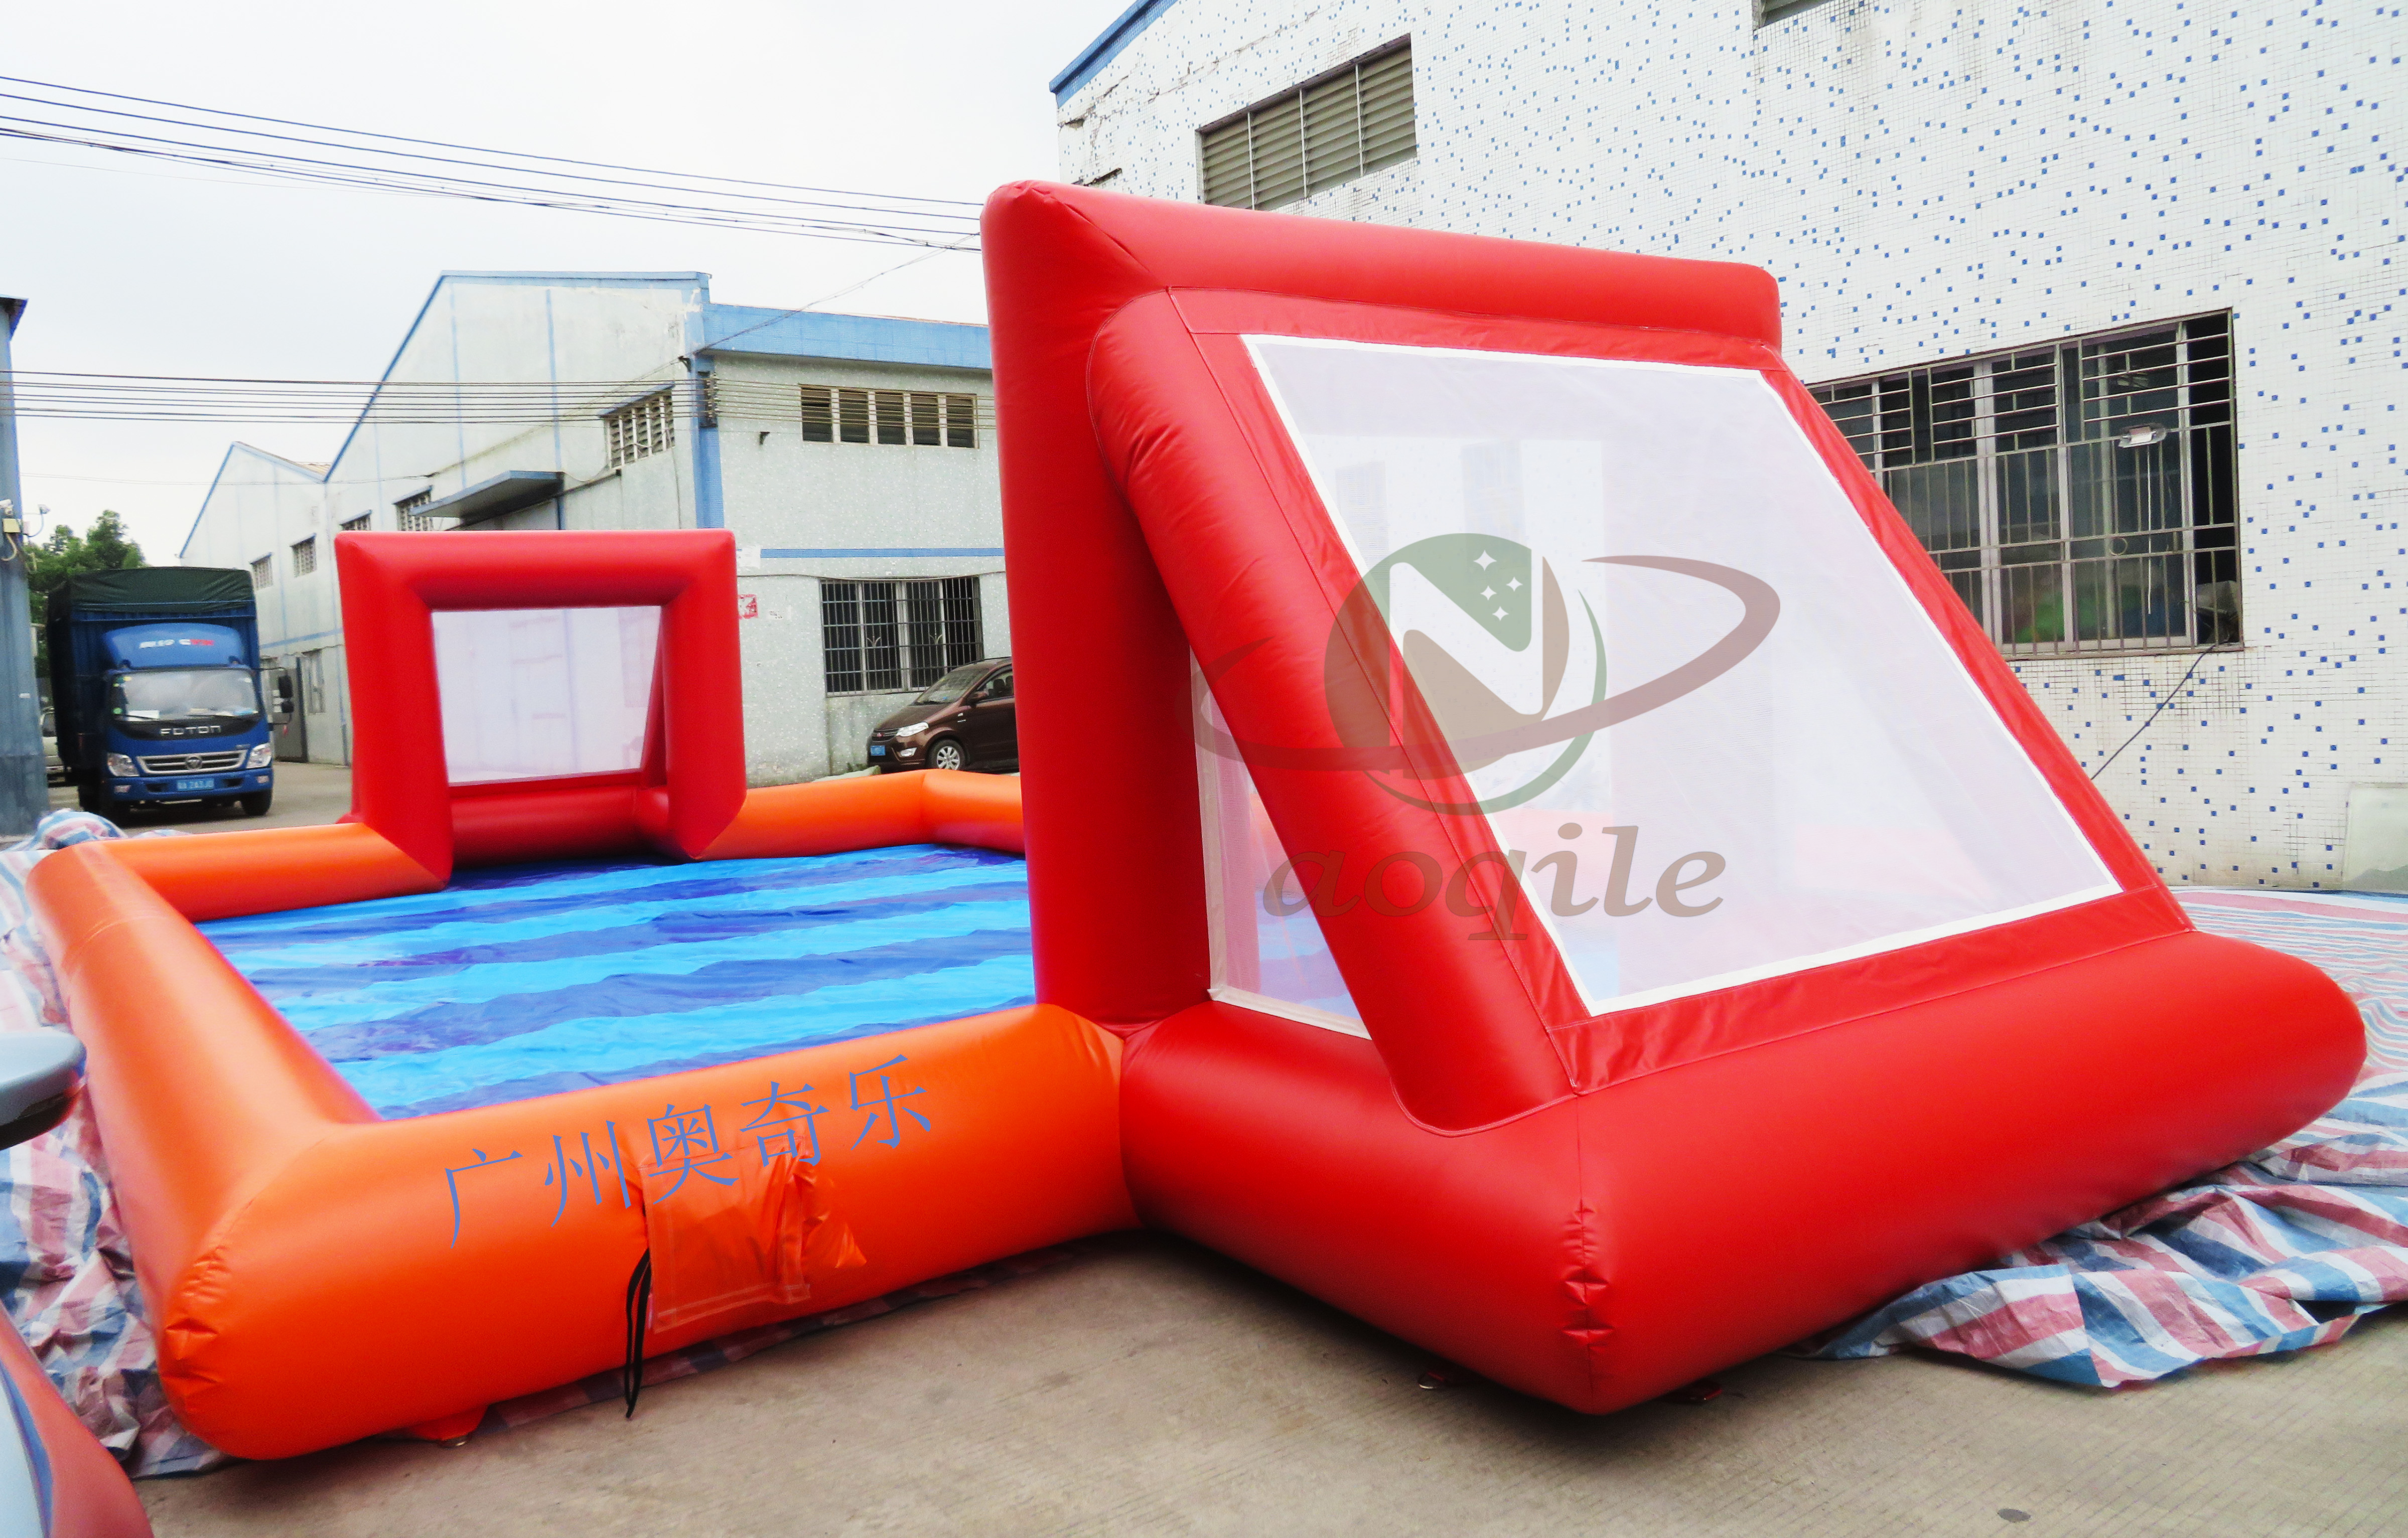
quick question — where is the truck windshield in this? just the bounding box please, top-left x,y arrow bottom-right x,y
111,669 -> 260,728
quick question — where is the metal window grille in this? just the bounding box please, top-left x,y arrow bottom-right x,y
821,576 -> 984,694
1199,39 -> 1415,211
249,555 -> 272,589
837,388 -> 871,443
1810,312 -> 2238,655
801,384 -> 835,442
395,488 -> 449,532
291,536 -> 317,576
340,513 -> 371,533
799,384 -> 979,448
603,388 -> 675,468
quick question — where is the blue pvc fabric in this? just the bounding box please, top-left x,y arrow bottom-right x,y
198,845 -> 1035,1120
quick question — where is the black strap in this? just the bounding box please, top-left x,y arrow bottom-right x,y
622,1249 -> 652,1419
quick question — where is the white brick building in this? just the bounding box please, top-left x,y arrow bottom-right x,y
182,272 -> 1005,784
1051,0 -> 2405,890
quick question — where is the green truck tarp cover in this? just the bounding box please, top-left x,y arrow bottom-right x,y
58,567 -> 252,613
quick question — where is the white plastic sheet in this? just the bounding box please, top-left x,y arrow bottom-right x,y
1222,337 -> 2116,1020
1194,667 -> 1366,1034
434,607 -> 660,785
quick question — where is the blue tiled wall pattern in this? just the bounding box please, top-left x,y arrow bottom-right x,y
1058,0 -> 2404,889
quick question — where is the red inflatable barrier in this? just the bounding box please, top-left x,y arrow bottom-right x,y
981,182 -> 2364,1412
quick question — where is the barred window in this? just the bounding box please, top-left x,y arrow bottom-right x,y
821,576 -> 983,694
249,555 -> 272,589
291,536 -> 317,576
340,513 -> 372,534
395,488 -> 448,532
1810,313 -> 2237,654
604,388 -> 675,468
1199,39 -> 1415,211
800,386 -> 979,449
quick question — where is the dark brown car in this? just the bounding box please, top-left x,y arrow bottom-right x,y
865,658 -> 1015,773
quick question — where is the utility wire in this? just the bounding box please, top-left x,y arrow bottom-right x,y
0,75 -> 979,210
0,76 -> 983,250
0,370 -> 995,426
2088,643 -> 2233,781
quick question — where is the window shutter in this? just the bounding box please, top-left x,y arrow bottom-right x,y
1199,116 -> 1253,208
1357,45 -> 1417,173
1302,73 -> 1362,197
1247,96 -> 1307,210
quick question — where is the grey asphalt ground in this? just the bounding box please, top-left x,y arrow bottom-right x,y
138,1234 -> 2407,1537
49,759 -> 353,832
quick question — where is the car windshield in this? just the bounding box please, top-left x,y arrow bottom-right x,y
911,664 -> 991,705
111,668 -> 261,727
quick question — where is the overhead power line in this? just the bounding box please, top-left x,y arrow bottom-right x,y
0,371 -> 996,428
0,76 -> 985,251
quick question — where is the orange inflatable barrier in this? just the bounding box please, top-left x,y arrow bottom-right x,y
28,531 -> 1129,1459
32,774 -> 1122,1460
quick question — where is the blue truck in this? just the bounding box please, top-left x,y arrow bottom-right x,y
47,567 -> 276,819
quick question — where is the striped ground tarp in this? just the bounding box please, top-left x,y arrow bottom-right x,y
0,812 -> 221,1475
1809,888 -> 2408,1386
198,845 -> 1036,1119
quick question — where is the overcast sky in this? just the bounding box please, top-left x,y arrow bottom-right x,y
1,0 -> 1119,557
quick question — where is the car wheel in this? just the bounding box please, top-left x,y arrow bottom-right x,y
927,737 -> 967,773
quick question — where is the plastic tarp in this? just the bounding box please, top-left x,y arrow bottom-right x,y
1812,888 -> 2408,1385
198,845 -> 1036,1118
58,567 -> 250,614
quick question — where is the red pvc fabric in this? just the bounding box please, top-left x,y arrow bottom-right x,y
980,183 -> 1778,1046
1126,928 -> 2363,1414
1088,293 -> 1580,1128
333,530 -> 747,880
1083,283 -> 2199,1118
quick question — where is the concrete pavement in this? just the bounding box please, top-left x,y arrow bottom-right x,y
138,1235 -> 2407,1536
65,763 -> 2400,1534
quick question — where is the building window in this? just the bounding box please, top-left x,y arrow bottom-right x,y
1199,38 -> 1416,211
1809,313 -> 2237,654
396,488 -> 447,532
604,388 -> 676,468
340,513 -> 372,533
249,555 -> 273,589
291,536 -> 317,576
821,576 -> 983,694
800,386 -> 978,449
300,651 -> 327,715
1756,0 -> 1841,25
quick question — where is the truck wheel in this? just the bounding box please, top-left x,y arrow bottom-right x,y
74,783 -> 111,815
239,790 -> 273,818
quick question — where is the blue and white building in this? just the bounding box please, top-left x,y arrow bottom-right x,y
182,272 -> 1004,783
1051,0 -> 2406,891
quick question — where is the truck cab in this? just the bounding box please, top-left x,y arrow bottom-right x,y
49,568 -> 276,820
83,624 -> 274,815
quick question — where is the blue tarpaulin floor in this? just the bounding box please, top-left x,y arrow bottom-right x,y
198,844 -> 1036,1119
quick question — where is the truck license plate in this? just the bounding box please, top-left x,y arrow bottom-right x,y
174,778 -> 215,791
869,745 -> 887,757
